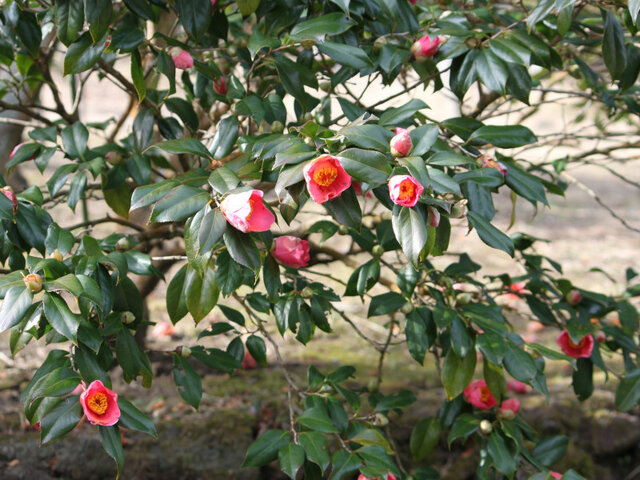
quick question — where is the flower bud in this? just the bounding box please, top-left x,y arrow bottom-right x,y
116,237 -> 130,251
566,289 -> 582,306
271,121 -> 284,133
596,331 -> 606,343
338,225 -> 349,235
374,413 -> 389,427
411,35 -> 441,61
180,346 -> 192,358
390,128 -> 412,157
373,36 -> 387,51
479,419 -> 493,434
51,249 -> 64,262
213,76 -> 228,95
450,202 -> 468,218
367,379 -> 379,393
171,49 -> 194,70
300,286 -> 314,299
401,302 -> 414,314
105,152 -> 123,166
23,273 -> 43,292
455,292 -> 472,307
427,207 -> 440,227
1,187 -> 18,214
122,311 -> 136,324
372,245 -> 385,258
319,81 -> 331,92
302,112 -> 314,123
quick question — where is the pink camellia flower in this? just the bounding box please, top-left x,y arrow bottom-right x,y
272,236 -> 310,269
303,155 -> 351,204
220,189 -> 275,233
390,128 -> 412,157
565,289 -> 582,306
504,281 -> 527,300
427,207 -> 440,227
556,329 -> 594,359
172,49 -> 194,70
213,76 -> 228,95
550,473 -> 563,479
1,187 -> 18,214
463,379 -> 497,409
153,321 -> 175,338
506,379 -> 529,394
411,35 -> 441,61
388,175 -> 423,207
499,398 -> 520,416
357,474 -> 397,480
79,380 -> 121,426
242,351 -> 257,370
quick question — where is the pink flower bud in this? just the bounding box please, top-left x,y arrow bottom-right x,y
566,289 -> 582,306
596,331 -> 606,343
172,49 -> 194,70
506,379 -> 529,394
242,351 -> 257,370
2,187 -> 18,214
463,379 -> 497,409
390,128 -> 412,157
550,473 -> 563,479
211,0 -> 217,5
388,175 -> 423,207
79,380 -> 121,426
303,155 -> 351,204
105,34 -> 111,48
23,273 -> 42,292
272,236 -> 310,269
220,189 -> 275,232
411,35 -> 441,61
499,398 -> 520,416
357,474 -> 397,480
556,329 -> 594,359
427,207 -> 440,227
213,76 -> 228,95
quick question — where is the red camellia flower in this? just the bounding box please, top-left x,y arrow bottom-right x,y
499,398 -> 520,415
172,49 -> 194,70
463,379 -> 497,409
303,155 -> 351,204
220,190 -> 275,233
272,236 -> 310,269
79,380 -> 121,426
411,35 -> 441,61
506,379 -> 529,394
213,76 -> 228,95
390,127 -> 412,157
556,329 -> 594,359
2,187 -> 18,214
357,474 -> 397,480
388,175 -> 423,207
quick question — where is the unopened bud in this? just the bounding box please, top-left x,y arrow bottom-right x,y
300,286 -> 314,299
450,202 -> 468,218
271,121 -> 284,133
374,413 -> 389,427
338,225 -> 349,235
105,152 -> 123,166
498,408 -> 516,421
180,346 -> 192,358
401,301 -> 414,314
51,249 -> 64,262
373,37 -> 387,50
23,273 -> 43,292
390,128 -> 412,157
319,81 -> 331,93
427,207 -> 440,227
122,311 -> 136,324
566,289 -> 582,306
455,292 -> 472,307
372,245 -> 384,258
479,419 -> 493,434
116,237 -> 130,251
1,187 -> 18,214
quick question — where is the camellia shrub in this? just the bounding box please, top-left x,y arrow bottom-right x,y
0,0 -> 639,479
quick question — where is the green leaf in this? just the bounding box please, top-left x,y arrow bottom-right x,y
487,432 -> 517,477
323,187 -> 362,230
425,167 -> 461,195
410,124 -> 439,156
64,31 -> 108,75
130,179 -> 179,210
40,395 -> 83,444
237,0 -> 261,16
99,426 -> 124,480
167,264 -> 189,324
56,0 -> 85,46
278,443 -> 305,479
223,227 -> 262,272
378,99 -> 428,127
299,432 -> 330,472
118,398 -> 157,437
441,349 -> 476,400
242,429 -> 290,467
405,308 -> 434,365
150,139 -> 212,160
410,417 -> 440,461
85,0 -> 113,43
504,161 -> 549,206
454,168 -> 504,188
337,148 -> 390,186
131,49 -> 146,103
317,41 -> 373,69
43,292 -> 80,342
526,0 -> 554,30
615,368 -> 640,411
208,167 -> 240,195
173,354 -> 202,409
447,414 -> 479,446
185,266 -> 219,323
209,116 -> 239,160
328,450 -> 361,480
339,124 -> 393,151
115,327 -> 153,386
349,428 -> 393,454
603,11 -> 627,81
0,287 -> 33,333
123,0 -> 157,20
476,49 -> 508,93
290,13 -> 355,43
246,335 -> 268,366
489,38 -> 531,65
392,205 -> 429,266
61,123 -> 89,160
166,97 -> 199,131
467,211 -> 514,257
248,29 -> 281,59
28,367 -> 81,401
468,125 -> 537,148
176,0 -> 212,40
532,435 -> 569,467
368,292 -> 406,317
503,344 -> 538,382
630,0 -> 640,23
297,407 -> 339,433
150,185 -> 210,223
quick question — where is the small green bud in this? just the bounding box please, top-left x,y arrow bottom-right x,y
180,346 -> 192,358
374,413 -> 389,427
479,419 -> 493,434
401,302 -> 414,314
319,81 -> 331,92
300,286 -> 314,299
338,225 -> 349,235
372,245 -> 384,258
271,121 -> 284,133
122,311 -> 136,324
116,237 -> 130,251
455,292 -> 472,307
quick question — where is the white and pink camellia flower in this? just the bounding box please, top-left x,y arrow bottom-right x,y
388,175 -> 423,207
303,155 -> 351,204
272,236 -> 310,269
220,190 -> 275,233
79,380 -> 121,426
390,127 -> 412,157
172,49 -> 194,70
411,35 -> 441,61
556,329 -> 594,359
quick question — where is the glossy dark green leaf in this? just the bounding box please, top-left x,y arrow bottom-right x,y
441,349 -> 476,400
468,125 -> 537,148
323,187 -> 362,230
242,429 -> 290,467
339,124 -> 393,151
317,41 -> 373,69
118,398 -> 157,437
150,185 -> 210,223
278,443 -> 305,479
487,432 -> 516,477
173,354 -> 202,409
337,148 -> 390,186
223,227 -> 261,272
367,292 -> 406,317
467,211 -> 514,257
0,287 -> 33,333
246,335 -> 267,366
99,425 -> 124,480
85,0 -> 112,43
297,407 -> 339,433
176,0 -> 212,39
615,368 -> 640,411
532,435 -> 569,467
476,49 -> 508,93
209,116 -> 239,160
150,138 -> 212,160
64,31 -> 108,75
166,264 -> 189,324
290,13 -> 355,42
410,417 -> 440,461
56,0 -> 84,46
40,395 -> 83,444
131,49 -> 146,102
603,11 -> 627,81
392,205 -> 429,266
43,292 -> 80,342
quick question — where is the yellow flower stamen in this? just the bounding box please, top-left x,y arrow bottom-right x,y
87,392 -> 109,415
